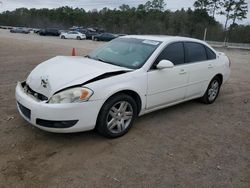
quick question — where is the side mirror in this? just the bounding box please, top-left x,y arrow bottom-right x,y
156,60 -> 174,69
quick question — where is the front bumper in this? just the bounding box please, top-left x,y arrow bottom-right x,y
15,82 -> 104,133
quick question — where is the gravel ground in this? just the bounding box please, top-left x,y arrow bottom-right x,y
0,29 -> 249,188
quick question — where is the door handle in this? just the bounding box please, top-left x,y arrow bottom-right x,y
179,69 -> 187,75
208,64 -> 213,68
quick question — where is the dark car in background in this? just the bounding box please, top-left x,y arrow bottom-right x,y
33,28 -> 41,34
84,30 -> 99,40
10,27 -> 30,34
69,27 -> 105,40
39,28 -> 60,36
93,33 -> 117,41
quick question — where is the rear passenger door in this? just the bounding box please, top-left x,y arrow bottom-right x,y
184,42 -> 217,99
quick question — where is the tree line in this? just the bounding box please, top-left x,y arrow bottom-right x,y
0,0 -> 249,43
193,0 -> 248,43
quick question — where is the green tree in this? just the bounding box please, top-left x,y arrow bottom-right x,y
1,0 -> 249,43
221,0 -> 236,30
194,0 -> 224,18
209,0 -> 223,18
119,4 -> 130,11
137,4 -> 146,11
220,0 -> 248,43
194,0 -> 211,11
151,0 -> 166,11
144,0 -> 166,11
230,0 -> 248,26
220,0 -> 248,30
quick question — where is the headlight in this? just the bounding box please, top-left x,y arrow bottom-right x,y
49,87 -> 93,104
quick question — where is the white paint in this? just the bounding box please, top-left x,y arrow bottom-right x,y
16,35 -> 231,133
60,31 -> 86,40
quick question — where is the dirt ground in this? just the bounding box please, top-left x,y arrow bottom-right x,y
0,29 -> 249,188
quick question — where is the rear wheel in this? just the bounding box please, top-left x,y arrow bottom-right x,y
96,94 -> 138,138
61,35 -> 65,39
200,76 -> 221,104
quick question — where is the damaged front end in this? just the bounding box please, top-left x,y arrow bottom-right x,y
21,70 -> 130,104
21,81 -> 48,102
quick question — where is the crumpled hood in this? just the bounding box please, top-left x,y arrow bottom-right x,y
26,56 -> 130,98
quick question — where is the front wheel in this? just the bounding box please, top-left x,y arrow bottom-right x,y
96,94 -> 138,138
200,76 -> 221,104
76,36 -> 81,40
61,35 -> 65,39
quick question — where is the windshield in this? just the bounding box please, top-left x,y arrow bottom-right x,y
88,38 -> 161,69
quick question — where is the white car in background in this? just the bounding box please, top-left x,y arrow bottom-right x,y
16,35 -> 230,138
60,31 -> 86,40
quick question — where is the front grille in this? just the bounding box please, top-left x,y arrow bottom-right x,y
21,82 -> 48,101
17,102 -> 31,120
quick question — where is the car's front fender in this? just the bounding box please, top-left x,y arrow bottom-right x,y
86,70 -> 148,113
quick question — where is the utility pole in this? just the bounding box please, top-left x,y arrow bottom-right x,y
203,27 -> 207,41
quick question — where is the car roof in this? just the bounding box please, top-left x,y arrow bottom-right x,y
121,35 -> 205,44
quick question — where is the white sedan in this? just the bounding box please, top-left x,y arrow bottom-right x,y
16,35 -> 230,138
60,31 -> 86,40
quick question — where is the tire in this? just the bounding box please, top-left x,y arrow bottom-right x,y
61,35 -> 65,39
96,94 -> 138,138
200,76 -> 221,104
76,36 -> 81,40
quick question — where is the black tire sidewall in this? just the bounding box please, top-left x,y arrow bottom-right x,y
96,94 -> 138,138
203,77 -> 221,104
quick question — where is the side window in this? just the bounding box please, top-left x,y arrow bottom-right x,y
205,46 -> 216,60
185,42 -> 207,63
156,42 -> 185,65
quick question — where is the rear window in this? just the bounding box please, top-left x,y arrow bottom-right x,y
205,46 -> 216,60
185,42 -> 207,63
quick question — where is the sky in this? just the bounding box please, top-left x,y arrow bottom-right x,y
0,0 -> 249,25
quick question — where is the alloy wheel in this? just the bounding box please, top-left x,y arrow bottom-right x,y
106,101 -> 133,134
208,80 -> 219,102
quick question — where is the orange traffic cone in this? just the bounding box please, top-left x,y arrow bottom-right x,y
72,48 -> 76,56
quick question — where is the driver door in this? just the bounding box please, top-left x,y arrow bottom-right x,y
146,42 -> 189,109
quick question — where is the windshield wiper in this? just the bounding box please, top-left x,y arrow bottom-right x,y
95,57 -> 118,66
85,55 -> 112,64
87,55 -> 125,68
